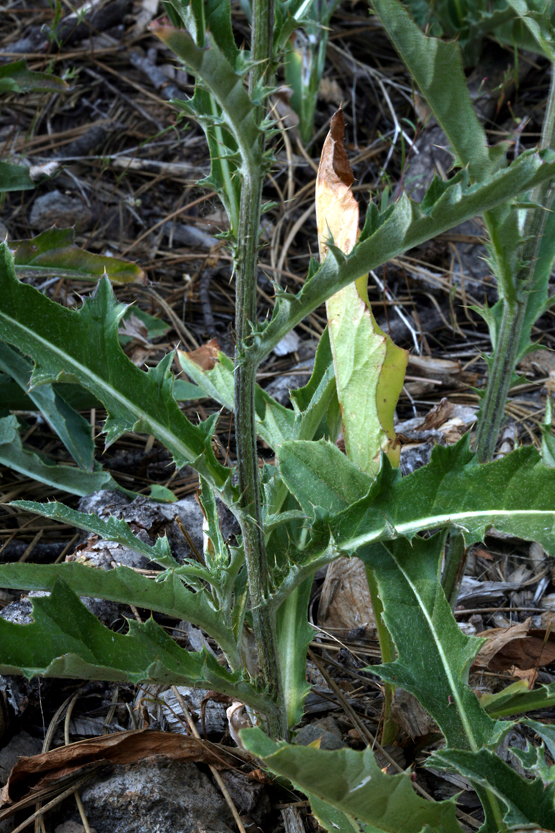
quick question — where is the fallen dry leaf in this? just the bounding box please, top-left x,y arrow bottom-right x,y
1,729 -> 237,808
184,337 -> 220,371
508,666 -> 538,687
473,619 -> 555,672
418,398 -> 455,431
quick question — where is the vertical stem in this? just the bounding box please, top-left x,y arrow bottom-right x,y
474,299 -> 525,463
234,0 -> 287,739
476,66 -> 555,462
250,0 -> 274,93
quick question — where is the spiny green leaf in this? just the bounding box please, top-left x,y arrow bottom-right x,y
0,245 -> 230,491
282,438 -> 555,554
0,415 -> 124,497
12,229 -> 145,284
241,729 -> 463,833
173,89 -> 241,234
0,580 -> 270,714
431,747 -> 555,830
279,439 -> 372,516
178,348 -> 296,449
290,327 -> 339,443
307,797 -> 363,833
163,0 -> 240,65
0,559 -> 239,661
517,194 -> 555,361
0,60 -> 69,94
271,439 -> 555,609
248,148 -> 555,365
152,25 -> 264,171
11,500 -> 177,570
361,535 -> 501,750
507,0 -> 555,61
480,680 -> 555,719
276,578 -> 313,728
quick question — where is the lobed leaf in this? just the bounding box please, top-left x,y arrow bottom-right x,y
507,0 -> 555,61
272,439 -> 555,607
480,680 -> 555,719
151,24 -> 264,172
279,439 -> 372,517
11,500 -> 177,569
178,346 -> 296,449
0,559 -> 239,661
361,535 -> 501,751
248,147 -> 555,366
0,245 -> 231,491
370,0 -> 495,181
241,729 -> 462,833
431,747 -> 555,830
0,580 -> 270,714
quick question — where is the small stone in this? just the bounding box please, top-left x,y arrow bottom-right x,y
81,759 -> 234,833
293,717 -> 346,750
0,730 -> 42,786
29,190 -> 93,232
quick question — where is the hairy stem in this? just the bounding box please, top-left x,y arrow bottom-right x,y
234,0 -> 287,739
476,67 -> 555,462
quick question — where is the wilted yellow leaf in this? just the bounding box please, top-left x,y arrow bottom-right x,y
316,109 -> 407,474
316,109 -> 359,259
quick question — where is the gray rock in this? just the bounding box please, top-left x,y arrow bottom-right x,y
29,190 -> 93,232
0,730 -> 42,786
293,716 -> 346,750
81,759 -> 234,833
76,491 -> 237,568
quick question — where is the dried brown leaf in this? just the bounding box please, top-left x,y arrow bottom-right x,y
1,729 -> 236,808
185,338 -> 220,371
473,619 -> 555,671
316,108 -> 358,259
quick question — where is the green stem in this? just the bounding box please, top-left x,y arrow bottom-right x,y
250,0 -> 274,93
476,67 -> 555,462
234,0 -> 287,739
366,568 -> 397,745
474,298 -> 523,462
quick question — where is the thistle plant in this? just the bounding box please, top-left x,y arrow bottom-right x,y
2,2 -> 555,831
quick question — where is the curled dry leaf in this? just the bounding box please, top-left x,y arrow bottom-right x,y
0,729 -> 236,809
473,619 -> 555,672
316,109 -> 407,474
316,109 -> 358,260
